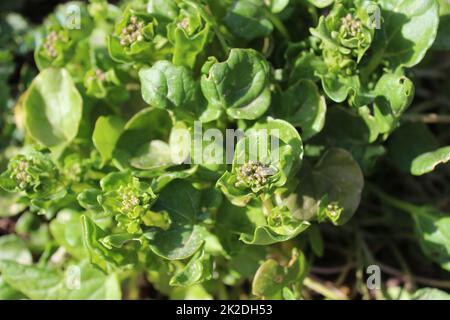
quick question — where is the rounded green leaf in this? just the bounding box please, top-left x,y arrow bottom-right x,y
252,249 -> 308,299
139,61 -> 197,110
49,210 -> 85,260
24,68 -> 82,149
0,260 -> 122,300
146,180 -> 206,260
116,108 -> 172,158
224,0 -> 273,41
93,116 -> 125,164
306,0 -> 334,8
388,123 -> 439,173
240,222 -> 310,245
412,288 -> 450,300
275,80 -> 327,140
411,146 -> 450,176
371,0 -> 439,68
201,48 -> 271,120
289,148 -> 364,225
0,234 -> 32,265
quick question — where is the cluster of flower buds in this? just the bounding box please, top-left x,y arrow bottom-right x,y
269,211 -> 282,227
44,31 -> 60,58
120,15 -> 145,47
120,187 -> 141,214
11,160 -> 32,190
235,161 -> 275,188
340,13 -> 363,38
63,160 -> 83,183
95,69 -> 107,82
177,18 -> 190,30
326,203 -> 343,220
88,69 -> 107,83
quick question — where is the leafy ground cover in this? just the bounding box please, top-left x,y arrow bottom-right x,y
0,0 -> 450,300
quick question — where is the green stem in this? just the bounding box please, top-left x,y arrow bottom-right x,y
195,1 -> 231,55
265,10 -> 291,41
366,183 -> 418,214
303,277 -> 348,300
360,49 -> 384,82
260,195 -> 274,216
389,244 -> 416,290
127,273 -> 140,300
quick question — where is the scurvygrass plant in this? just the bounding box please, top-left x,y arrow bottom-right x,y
0,0 -> 449,300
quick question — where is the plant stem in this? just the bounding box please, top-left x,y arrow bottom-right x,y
403,113 -> 450,124
260,195 -> 274,216
265,10 -> 291,41
389,244 -> 416,291
366,183 -> 418,214
197,1 -> 231,55
378,262 -> 450,290
303,277 -> 348,300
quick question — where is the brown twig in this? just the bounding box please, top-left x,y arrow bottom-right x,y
379,263 -> 450,290
403,113 -> 450,124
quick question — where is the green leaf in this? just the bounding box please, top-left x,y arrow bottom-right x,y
215,200 -> 266,243
410,207 -> 450,271
146,180 -> 206,260
320,74 -> 360,104
240,221 -> 310,245
252,249 -> 308,299
308,225 -> 324,257
287,148 -> 364,225
217,118 -> 303,207
93,116 -> 125,164
139,61 -> 198,110
108,8 -> 166,64
201,48 -> 271,120
148,166 -> 198,193
49,209 -> 86,260
170,247 -> 212,287
147,0 -> 179,21
306,0 -> 334,8
0,260 -> 122,300
224,0 -> 273,41
116,108 -> 172,163
130,140 -> 173,170
24,68 -> 82,151
268,0 -> 290,13
0,276 -> 26,300
77,189 -> 102,210
388,123 -> 439,173
0,234 -> 32,265
15,212 -> 51,253
81,215 -> 138,272
0,193 -> 27,217
373,73 -> 415,134
433,0 -> 450,50
411,288 -> 450,300
252,259 -> 284,298
170,284 -> 213,300
411,146 -> 450,176
100,233 -> 142,249
316,106 -> 385,171
167,1 -> 212,69
275,80 -> 327,140
369,0 -> 439,69
371,189 -> 450,272
226,246 -> 267,283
